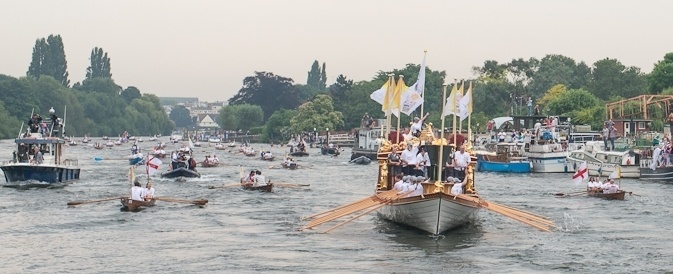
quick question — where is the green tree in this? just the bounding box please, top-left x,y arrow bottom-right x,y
217,105 -> 238,130
329,74 -> 354,112
472,60 -> 508,82
537,84 -> 567,110
0,76 -> 40,118
307,60 -> 321,88
547,88 -> 600,116
121,86 -> 142,104
648,53 -> 673,93
86,47 -> 112,79
588,58 -> 647,100
290,94 -> 344,133
75,77 -> 122,95
169,105 -> 193,128
263,109 -> 297,142
228,71 -> 300,120
0,101 -> 22,139
319,62 -> 327,89
233,104 -> 264,131
27,35 -> 70,87
528,54 -> 589,98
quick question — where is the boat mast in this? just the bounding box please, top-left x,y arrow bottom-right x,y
437,82 -> 449,181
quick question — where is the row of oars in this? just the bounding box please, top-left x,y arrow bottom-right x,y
208,182 -> 310,189
455,194 -> 555,232
301,189 -> 410,233
67,196 -> 208,206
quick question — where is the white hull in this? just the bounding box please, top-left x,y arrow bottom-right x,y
208,138 -> 220,143
378,193 -> 480,235
525,152 -> 569,173
566,158 -> 640,178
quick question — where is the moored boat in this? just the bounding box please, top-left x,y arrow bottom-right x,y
120,197 -> 156,211
566,141 -> 639,178
351,125 -> 385,160
476,143 -> 531,173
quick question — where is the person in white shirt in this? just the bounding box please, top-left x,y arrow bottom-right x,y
401,145 -> 418,175
605,179 -> 619,194
451,178 -> 465,195
533,120 -> 542,138
410,176 -> 425,197
452,145 -> 471,181
253,170 -> 267,187
143,182 -> 155,200
415,148 -> 431,178
498,131 -> 506,142
213,155 -> 219,163
601,179 -> 611,192
131,180 -> 144,201
392,174 -> 405,191
410,113 -> 429,137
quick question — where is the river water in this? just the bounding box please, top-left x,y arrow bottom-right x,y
1,138 -> 672,273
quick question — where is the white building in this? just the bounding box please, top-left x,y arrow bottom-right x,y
197,114 -> 219,128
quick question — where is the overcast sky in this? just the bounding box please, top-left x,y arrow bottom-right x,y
3,0 -> 672,102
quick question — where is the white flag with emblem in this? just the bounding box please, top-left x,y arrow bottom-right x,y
146,157 -> 163,176
571,162 -> 588,186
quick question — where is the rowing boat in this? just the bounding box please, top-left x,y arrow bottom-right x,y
242,183 -> 273,192
282,162 -> 298,170
587,190 -> 626,200
120,197 -> 156,211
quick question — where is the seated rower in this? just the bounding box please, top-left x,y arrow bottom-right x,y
605,179 -> 619,194
131,180 -> 144,201
408,176 -> 425,197
253,170 -> 267,187
143,182 -> 155,201
587,177 -> 596,193
392,174 -> 405,191
242,171 -> 256,184
213,155 -> 219,163
451,177 -> 465,195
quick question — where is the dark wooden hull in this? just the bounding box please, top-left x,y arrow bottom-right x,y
290,151 -> 309,157
282,163 -> 298,170
120,198 -> 156,211
587,190 -> 626,200
201,161 -> 219,168
242,183 -> 273,192
161,168 -> 201,178
321,147 -> 337,155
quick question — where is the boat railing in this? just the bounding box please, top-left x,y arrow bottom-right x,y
63,159 -> 79,166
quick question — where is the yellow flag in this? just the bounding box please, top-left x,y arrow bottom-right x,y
391,76 -> 408,117
382,76 -> 396,114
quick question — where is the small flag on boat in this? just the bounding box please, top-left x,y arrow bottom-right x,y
572,162 -> 588,186
146,157 -> 163,176
609,166 -> 621,179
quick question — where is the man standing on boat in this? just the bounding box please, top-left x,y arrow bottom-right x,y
527,97 -> 533,116
32,146 -> 44,164
452,145 -> 471,182
608,124 -> 618,151
410,113 -> 430,137
602,125 -> 610,151
401,144 -> 418,175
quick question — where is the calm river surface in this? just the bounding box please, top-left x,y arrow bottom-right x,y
1,138 -> 672,273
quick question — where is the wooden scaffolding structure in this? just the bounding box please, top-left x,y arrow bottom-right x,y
606,95 -> 673,120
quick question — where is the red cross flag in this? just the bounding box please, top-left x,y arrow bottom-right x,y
146,157 -> 163,176
572,162 -> 588,186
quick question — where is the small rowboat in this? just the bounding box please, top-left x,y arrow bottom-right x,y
587,190 -> 626,200
282,162 -> 298,170
290,151 -> 309,157
242,182 -> 273,192
201,161 -> 219,167
120,197 -> 156,211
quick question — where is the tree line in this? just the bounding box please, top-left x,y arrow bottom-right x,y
223,53 -> 673,141
0,34 -> 172,139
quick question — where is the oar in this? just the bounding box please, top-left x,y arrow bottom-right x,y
627,191 -> 641,196
67,196 -> 123,206
554,191 -> 586,196
208,183 -> 242,189
155,197 -> 208,205
274,183 -> 310,188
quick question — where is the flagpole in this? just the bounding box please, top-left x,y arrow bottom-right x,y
452,80 -> 458,146
467,81 -> 473,147
385,74 -> 394,138
420,50 -> 427,117
396,75 -> 404,144
438,83 -> 448,181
